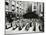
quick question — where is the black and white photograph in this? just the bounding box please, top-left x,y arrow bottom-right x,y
5,0 -> 44,34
